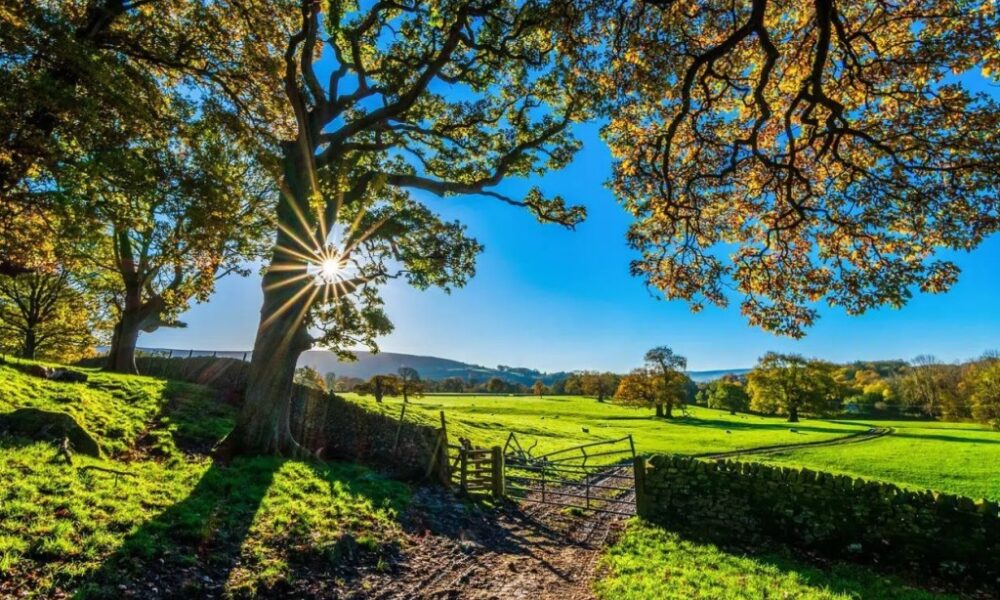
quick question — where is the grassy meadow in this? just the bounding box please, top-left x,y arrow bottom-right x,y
0,361 -> 408,598
594,520 -> 955,600
342,392 -> 869,457
746,420 -> 1000,501
2,364 -> 997,598
343,392 -> 1000,500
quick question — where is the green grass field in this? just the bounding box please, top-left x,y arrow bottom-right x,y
343,392 -> 1000,499
595,520 -> 954,600
0,361 -> 408,598
746,420 -> 1000,500
2,365 -> 996,598
343,392 -> 869,457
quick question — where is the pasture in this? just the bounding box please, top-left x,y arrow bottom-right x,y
345,393 -> 1000,500
746,420 -> 1000,501
2,365 -> 996,598
0,362 -> 408,598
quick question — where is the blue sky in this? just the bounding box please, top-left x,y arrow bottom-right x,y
144,114 -> 1000,373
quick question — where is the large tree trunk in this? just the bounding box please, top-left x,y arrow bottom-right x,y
105,283 -> 145,374
663,400 -> 673,419
225,286 -> 313,456
787,403 -> 800,423
655,403 -> 664,418
21,327 -> 37,359
222,140 -> 320,457
105,281 -> 170,374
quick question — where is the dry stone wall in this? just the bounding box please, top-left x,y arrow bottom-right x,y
636,454 -> 1000,588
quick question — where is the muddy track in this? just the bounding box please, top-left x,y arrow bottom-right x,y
355,429 -> 892,599
363,468 -> 635,600
696,426 -> 893,460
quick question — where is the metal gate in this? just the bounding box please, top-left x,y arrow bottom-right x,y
502,433 -> 637,516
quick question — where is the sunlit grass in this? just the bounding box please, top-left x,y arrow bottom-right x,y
595,520 -> 955,600
341,392 -> 869,459
0,362 -> 408,598
746,420 -> 1000,500
343,393 -> 1000,499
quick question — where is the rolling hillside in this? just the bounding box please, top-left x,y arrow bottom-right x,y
124,347 -> 747,384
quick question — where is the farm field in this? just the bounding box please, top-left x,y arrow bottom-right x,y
0,364 -> 971,599
343,393 -> 1000,500
342,393 -> 869,458
746,420 -> 1000,501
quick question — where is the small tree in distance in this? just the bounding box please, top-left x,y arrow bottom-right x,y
397,367 -> 423,403
578,371 -> 619,402
704,376 -> 750,415
0,268 -> 107,362
645,346 -> 688,418
747,353 -> 840,422
613,368 -> 659,416
356,374 -> 400,404
486,377 -> 507,394
532,380 -> 546,398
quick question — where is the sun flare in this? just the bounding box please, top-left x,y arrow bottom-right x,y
321,258 -> 342,279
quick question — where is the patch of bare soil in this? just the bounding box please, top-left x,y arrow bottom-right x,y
358,469 -> 635,600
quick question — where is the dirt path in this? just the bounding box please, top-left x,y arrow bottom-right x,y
696,426 -> 893,460
351,428 -> 893,599
363,469 -> 635,600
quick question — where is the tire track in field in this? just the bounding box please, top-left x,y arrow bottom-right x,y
695,426 -> 893,460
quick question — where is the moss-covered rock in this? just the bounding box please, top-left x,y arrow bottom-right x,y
0,408 -> 101,457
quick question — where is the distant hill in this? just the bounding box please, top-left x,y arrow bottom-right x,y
296,350 -> 573,386
129,347 -> 748,385
684,368 -> 751,383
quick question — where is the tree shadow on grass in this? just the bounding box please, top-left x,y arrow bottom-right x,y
78,456 -> 416,600
655,525 -> 965,600
79,457 -> 280,599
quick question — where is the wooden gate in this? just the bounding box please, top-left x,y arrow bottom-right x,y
446,440 -> 505,498
502,433 -> 637,515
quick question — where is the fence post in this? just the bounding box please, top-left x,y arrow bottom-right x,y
392,403 -> 407,454
491,446 -> 505,498
460,448 -> 468,492
541,466 -> 546,504
633,455 -> 647,518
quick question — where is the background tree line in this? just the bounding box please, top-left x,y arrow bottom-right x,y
690,353 -> 1000,429
292,347 -> 1000,431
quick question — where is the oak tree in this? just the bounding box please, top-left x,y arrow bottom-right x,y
747,352 -> 839,422
227,0 -> 595,455
67,114 -> 272,374
613,368 -> 660,415
579,371 -> 620,402
604,0 -> 1000,337
704,375 -> 750,415
645,346 -> 687,418
0,268 -> 107,362
397,367 -> 423,403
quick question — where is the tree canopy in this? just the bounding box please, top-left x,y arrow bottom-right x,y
0,0 -> 287,274
645,345 -> 688,418
747,352 -> 840,421
604,0 -> 1000,337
